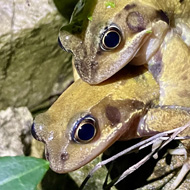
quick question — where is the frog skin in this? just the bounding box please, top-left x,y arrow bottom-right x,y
31,65 -> 190,176
58,0 -> 190,84
134,31 -> 190,189
147,31 -> 190,108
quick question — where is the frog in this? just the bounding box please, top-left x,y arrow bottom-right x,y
143,30 -> 190,189
31,66 -> 159,172
31,0 -> 190,188
32,29 -> 190,188
58,0 -> 190,85
31,65 -> 190,189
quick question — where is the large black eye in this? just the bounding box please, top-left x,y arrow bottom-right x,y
72,115 -> 97,143
100,25 -> 122,51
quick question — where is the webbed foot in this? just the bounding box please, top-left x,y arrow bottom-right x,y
168,149 -> 190,189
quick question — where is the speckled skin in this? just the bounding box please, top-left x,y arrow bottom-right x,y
33,66 -> 160,173
33,64 -> 190,175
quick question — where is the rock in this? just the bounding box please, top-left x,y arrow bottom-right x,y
69,155 -> 117,190
0,0 -> 73,111
0,107 -> 33,156
102,140 -> 190,190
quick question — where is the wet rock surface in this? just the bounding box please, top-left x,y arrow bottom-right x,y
0,107 -> 32,156
0,0 -> 73,111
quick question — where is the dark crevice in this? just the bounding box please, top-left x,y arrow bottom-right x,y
102,140 -> 179,190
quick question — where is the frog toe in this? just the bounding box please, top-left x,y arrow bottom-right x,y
168,147 -> 187,159
171,158 -> 190,189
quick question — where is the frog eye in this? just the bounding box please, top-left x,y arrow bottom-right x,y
100,25 -> 122,51
72,115 -> 97,143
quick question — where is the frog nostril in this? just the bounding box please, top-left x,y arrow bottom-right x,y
61,152 -> 69,162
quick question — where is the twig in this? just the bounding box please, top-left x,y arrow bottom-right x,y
79,126 -> 186,189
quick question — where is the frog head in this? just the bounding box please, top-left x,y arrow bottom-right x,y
31,66 -> 159,173
59,1 -> 169,84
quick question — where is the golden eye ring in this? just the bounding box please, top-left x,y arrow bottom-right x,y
72,115 -> 97,143
100,25 -> 122,51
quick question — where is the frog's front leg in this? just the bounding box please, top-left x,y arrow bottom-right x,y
170,158 -> 190,189
140,106 -> 190,189
147,30 -> 190,107
115,106 -> 190,188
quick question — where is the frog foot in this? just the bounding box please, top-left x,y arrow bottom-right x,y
80,125 -> 190,189
168,148 -> 187,159
113,124 -> 190,187
172,159 -> 190,189
168,148 -> 190,189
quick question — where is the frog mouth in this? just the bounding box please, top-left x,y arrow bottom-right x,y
44,122 -> 126,174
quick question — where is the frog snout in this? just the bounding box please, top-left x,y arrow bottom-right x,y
60,152 -> 69,162
31,123 -> 38,139
31,122 -> 43,142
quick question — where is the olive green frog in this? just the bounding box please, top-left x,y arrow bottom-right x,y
31,1 -> 190,189
59,0 -> 190,84
32,66 -> 159,173
32,65 -> 190,176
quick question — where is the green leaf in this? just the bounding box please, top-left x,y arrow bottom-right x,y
146,30 -> 152,33
60,0 -> 97,34
53,0 -> 79,20
87,15 -> 93,21
0,156 -> 49,190
105,1 -> 115,8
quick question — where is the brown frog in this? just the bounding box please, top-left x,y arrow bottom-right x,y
31,0 -> 190,189
58,0 -> 190,84
32,65 -> 190,189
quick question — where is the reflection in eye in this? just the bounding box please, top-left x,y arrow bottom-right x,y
100,25 -> 122,51
72,115 -> 97,143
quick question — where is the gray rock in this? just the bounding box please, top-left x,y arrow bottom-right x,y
70,155 -> 117,190
0,107 -> 33,156
0,0 -> 73,111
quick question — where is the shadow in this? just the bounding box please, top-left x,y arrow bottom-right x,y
41,169 -> 79,190
53,0 -> 79,20
96,65 -> 147,87
102,139 -> 179,190
37,149 -> 79,190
